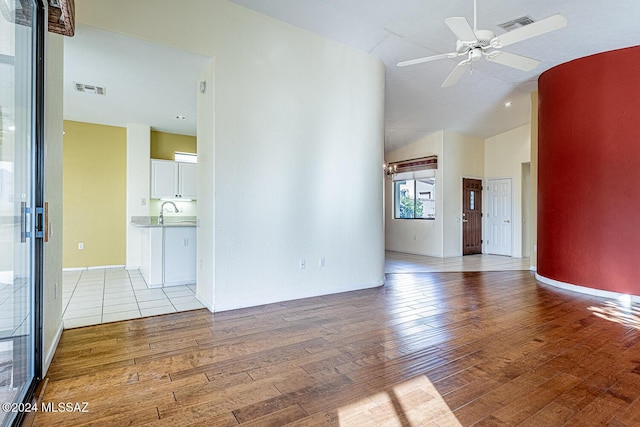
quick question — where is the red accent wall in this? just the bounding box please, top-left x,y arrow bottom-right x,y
538,45 -> 640,295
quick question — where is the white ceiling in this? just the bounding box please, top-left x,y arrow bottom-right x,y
64,24 -> 211,136
65,1 -> 640,150
230,0 -> 640,152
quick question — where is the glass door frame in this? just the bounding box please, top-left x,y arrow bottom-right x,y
9,0 -> 45,424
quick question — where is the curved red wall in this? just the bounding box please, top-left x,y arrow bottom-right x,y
538,45 -> 640,295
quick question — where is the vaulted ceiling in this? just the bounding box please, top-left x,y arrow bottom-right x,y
230,0 -> 640,151
64,1 -> 640,152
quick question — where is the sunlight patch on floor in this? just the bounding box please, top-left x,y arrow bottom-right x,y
337,375 -> 462,426
589,298 -> 640,330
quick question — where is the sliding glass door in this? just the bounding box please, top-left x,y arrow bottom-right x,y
0,1 -> 42,425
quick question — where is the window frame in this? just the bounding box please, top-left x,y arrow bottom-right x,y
393,178 -> 436,220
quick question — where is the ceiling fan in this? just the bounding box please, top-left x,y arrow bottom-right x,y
397,0 -> 567,87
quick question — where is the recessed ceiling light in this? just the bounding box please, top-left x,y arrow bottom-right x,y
176,115 -> 186,120
503,101 -> 513,108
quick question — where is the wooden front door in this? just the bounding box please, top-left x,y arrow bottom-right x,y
463,178 -> 482,255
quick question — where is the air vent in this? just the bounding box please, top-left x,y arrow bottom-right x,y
497,15 -> 535,32
74,82 -> 106,96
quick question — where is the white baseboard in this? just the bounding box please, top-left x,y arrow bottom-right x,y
195,292 -> 214,313
44,321 -> 64,376
88,265 -> 126,270
536,273 -> 640,302
63,265 -> 127,272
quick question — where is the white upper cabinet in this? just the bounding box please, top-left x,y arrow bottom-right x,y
178,163 -> 197,199
151,159 -> 197,199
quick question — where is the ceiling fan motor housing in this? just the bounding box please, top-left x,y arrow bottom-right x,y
474,29 -> 495,48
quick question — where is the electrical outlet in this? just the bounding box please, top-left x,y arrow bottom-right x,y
319,257 -> 326,267
78,242 -> 84,250
299,259 -> 306,269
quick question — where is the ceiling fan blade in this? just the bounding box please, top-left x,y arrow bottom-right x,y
486,51 -> 540,71
397,52 -> 457,67
493,14 -> 567,47
445,17 -> 477,43
441,60 -> 471,87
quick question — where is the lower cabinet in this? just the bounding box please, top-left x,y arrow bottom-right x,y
140,226 -> 196,287
163,227 -> 196,286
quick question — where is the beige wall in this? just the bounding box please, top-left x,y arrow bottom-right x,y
385,127 -> 534,259
442,131 -> 484,257
150,130 -> 196,160
385,131 -> 444,257
384,130 -> 484,257
484,124 -> 531,258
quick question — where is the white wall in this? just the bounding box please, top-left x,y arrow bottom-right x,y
77,1 -> 386,311
196,60 -> 215,310
385,131 -> 444,257
484,124 -> 531,258
43,33 -> 64,374
442,131 -> 484,257
125,123 -> 150,269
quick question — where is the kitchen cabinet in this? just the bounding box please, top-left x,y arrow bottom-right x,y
151,160 -> 197,199
163,226 -> 196,286
138,223 -> 196,287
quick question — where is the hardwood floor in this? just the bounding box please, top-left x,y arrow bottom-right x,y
32,271 -> 640,426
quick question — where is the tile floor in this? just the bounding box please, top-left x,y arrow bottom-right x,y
62,268 -> 205,329
385,251 -> 531,273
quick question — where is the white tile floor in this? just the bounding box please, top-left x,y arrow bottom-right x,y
385,251 -> 532,273
62,268 -> 205,329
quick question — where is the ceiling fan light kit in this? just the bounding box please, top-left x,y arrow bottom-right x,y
397,0 -> 567,87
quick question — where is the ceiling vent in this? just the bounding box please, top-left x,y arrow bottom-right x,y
74,82 -> 106,96
497,15 -> 535,32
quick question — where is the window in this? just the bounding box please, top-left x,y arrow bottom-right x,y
175,151 -> 197,163
394,178 -> 436,219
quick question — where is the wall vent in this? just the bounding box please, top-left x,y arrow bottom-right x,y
497,15 -> 535,32
74,82 -> 106,96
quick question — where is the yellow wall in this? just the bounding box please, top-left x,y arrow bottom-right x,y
150,131 -> 196,160
63,121 -> 126,268
63,122 -> 198,268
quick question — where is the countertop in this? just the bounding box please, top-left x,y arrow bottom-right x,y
130,216 -> 197,228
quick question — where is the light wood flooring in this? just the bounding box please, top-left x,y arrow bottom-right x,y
32,270 -> 640,426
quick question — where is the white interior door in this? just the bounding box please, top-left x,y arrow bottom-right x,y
486,178 -> 512,256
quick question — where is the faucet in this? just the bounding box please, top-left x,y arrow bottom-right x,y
159,201 -> 179,225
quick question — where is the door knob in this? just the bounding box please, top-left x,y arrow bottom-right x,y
462,219 -> 468,223
504,219 -> 510,223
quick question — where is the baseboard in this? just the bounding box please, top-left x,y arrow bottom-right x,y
385,249 -> 444,258
63,265 -> 126,272
212,278 -> 385,313
88,264 -> 126,270
44,321 -> 64,376
535,273 -> 640,303
195,292 -> 214,313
